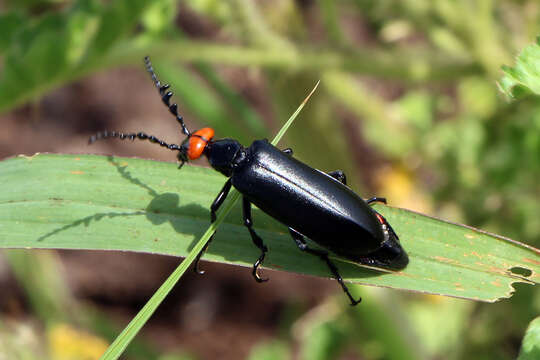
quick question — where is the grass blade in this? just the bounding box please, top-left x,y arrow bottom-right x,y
271,81 -> 320,146
97,83 -> 318,359
98,190 -> 240,359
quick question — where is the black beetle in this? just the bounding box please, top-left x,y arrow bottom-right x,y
89,57 -> 408,305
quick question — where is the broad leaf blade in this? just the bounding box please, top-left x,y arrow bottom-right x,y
499,37 -> 540,98
0,154 -> 537,302
518,317 -> 540,360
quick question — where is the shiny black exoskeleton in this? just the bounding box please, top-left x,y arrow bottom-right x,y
89,57 -> 408,305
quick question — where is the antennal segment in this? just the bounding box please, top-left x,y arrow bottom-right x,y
144,56 -> 191,137
89,130 -> 181,151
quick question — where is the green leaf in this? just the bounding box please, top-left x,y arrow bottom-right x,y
518,317 -> 540,360
0,11 -> 25,52
0,0 -> 152,112
1,154 -> 538,302
499,37 -> 540,99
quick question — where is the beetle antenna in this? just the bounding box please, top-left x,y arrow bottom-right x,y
88,130 -> 181,152
144,56 -> 191,137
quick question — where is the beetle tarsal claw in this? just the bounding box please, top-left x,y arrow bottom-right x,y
349,298 -> 362,306
193,257 -> 206,275
252,256 -> 269,282
254,271 -> 269,283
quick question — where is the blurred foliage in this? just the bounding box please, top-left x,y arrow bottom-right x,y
518,317 -> 540,360
500,36 -> 540,98
2,250 -> 189,360
247,340 -> 291,360
0,318 -> 47,360
0,0 -> 539,359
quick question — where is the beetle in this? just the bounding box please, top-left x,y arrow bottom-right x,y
89,57 -> 408,305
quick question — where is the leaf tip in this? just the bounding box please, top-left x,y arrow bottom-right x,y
302,80 -> 320,106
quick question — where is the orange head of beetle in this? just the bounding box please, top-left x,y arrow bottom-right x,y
178,127 -> 215,165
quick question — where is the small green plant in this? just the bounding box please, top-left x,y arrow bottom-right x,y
500,37 -> 540,98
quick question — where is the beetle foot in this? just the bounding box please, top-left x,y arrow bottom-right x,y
337,277 -> 361,306
366,197 -> 387,205
348,297 -> 362,306
342,283 -> 361,306
254,273 -> 268,283
194,253 -> 206,275
252,254 -> 269,282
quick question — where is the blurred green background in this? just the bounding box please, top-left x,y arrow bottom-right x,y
0,0 -> 539,359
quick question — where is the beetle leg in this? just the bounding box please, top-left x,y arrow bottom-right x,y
242,197 -> 269,282
282,148 -> 293,156
366,197 -> 387,205
288,228 -> 361,306
194,179 -> 233,275
328,170 -> 347,185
